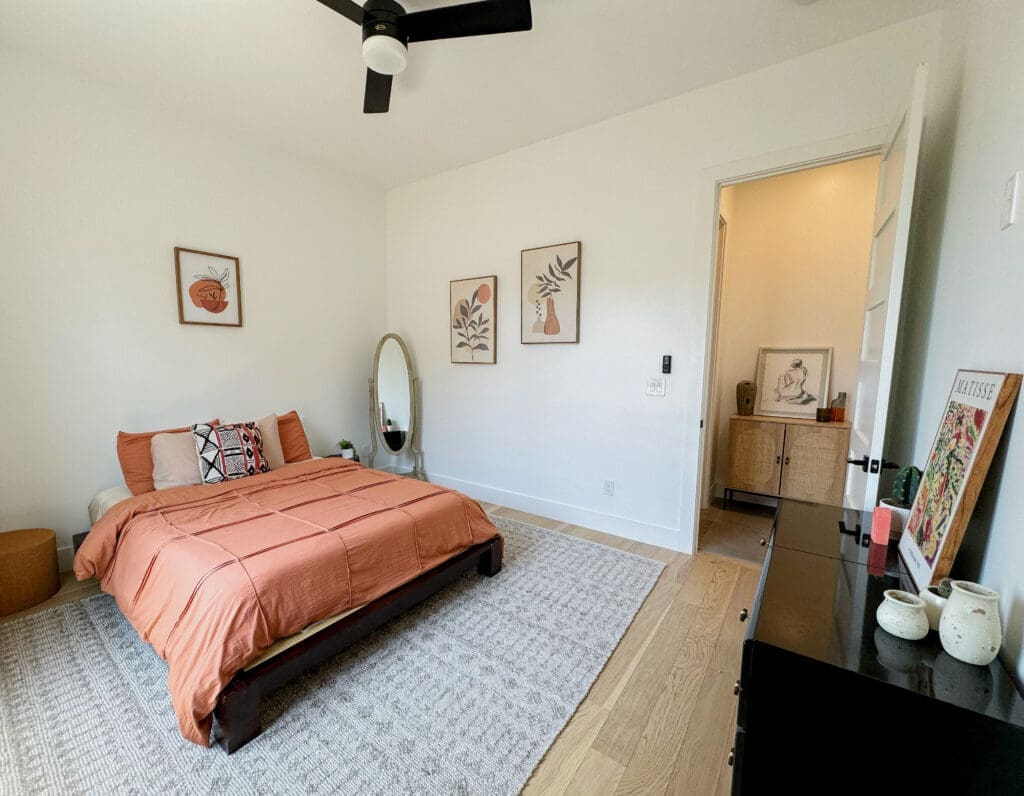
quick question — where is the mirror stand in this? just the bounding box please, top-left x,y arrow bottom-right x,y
366,376 -> 425,479
367,333 -> 426,480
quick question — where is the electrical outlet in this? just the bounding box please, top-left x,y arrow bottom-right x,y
603,480 -> 615,496
1002,170 -> 1020,230
646,377 -> 667,397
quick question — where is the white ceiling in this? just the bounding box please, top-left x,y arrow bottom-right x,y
0,0 -> 950,188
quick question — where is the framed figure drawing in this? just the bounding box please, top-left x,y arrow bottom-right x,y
754,347 -> 832,419
175,247 -> 242,327
521,241 -> 581,344
450,275 -> 496,364
899,370 -> 1021,590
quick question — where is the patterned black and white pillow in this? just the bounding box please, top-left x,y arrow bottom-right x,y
191,422 -> 270,485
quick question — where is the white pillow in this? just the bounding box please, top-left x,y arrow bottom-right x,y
255,413 -> 286,470
151,431 -> 203,490
88,484 -> 134,525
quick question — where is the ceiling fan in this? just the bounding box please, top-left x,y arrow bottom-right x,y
315,0 -> 533,114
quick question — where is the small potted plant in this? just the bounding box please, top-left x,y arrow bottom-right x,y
920,577 -> 953,632
880,465 -> 922,537
337,439 -> 356,459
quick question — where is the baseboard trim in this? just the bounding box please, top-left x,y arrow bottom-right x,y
430,473 -> 684,552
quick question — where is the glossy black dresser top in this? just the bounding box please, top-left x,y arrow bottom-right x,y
754,500 -> 1024,726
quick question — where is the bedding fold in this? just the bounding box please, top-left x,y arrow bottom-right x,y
75,458 -> 499,746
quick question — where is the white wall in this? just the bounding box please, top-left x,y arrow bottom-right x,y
386,14 -> 944,552
891,0 -> 1024,683
711,158 -> 879,492
0,46 -> 387,562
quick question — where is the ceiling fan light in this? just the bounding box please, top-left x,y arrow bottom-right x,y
362,35 -> 408,76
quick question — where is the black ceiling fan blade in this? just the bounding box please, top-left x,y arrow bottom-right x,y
364,68 -> 393,113
314,0 -> 366,25
401,0 -> 532,43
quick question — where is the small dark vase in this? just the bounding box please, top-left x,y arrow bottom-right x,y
736,380 -> 756,416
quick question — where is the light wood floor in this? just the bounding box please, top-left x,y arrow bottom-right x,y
482,503 -> 759,796
3,505 -> 758,795
697,499 -> 775,566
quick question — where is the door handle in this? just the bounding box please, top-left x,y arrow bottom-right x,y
881,459 -> 900,470
838,520 -> 866,546
846,455 -> 869,472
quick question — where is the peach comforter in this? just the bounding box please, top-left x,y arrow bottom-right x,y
74,458 -> 499,746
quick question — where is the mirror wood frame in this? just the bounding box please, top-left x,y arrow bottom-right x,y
368,333 -> 425,479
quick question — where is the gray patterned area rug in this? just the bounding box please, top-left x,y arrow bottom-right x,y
0,517 -> 663,795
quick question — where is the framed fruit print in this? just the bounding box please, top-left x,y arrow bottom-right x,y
174,247 -> 243,327
898,370 -> 1021,590
521,241 -> 581,344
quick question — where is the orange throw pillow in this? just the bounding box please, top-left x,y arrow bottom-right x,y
117,419 -> 219,496
277,410 -> 313,463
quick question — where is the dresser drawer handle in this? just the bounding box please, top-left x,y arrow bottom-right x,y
733,680 -> 741,696
739,608 -> 749,622
728,748 -> 735,767
759,538 -> 767,547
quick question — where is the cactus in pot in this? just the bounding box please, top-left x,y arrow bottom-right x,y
880,465 -> 923,538
891,465 -> 922,508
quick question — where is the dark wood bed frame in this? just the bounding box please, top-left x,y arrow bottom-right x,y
212,535 -> 503,753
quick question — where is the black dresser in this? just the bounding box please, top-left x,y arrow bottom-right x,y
731,499 -> 1024,794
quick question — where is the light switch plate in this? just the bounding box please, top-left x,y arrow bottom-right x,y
1002,170 -> 1020,230
646,377 -> 667,397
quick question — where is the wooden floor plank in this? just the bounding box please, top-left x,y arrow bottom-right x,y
523,699 -> 610,795
614,561 -> 742,795
586,576 -> 682,709
591,600 -> 698,766
676,567 -> 759,796
566,749 -> 626,795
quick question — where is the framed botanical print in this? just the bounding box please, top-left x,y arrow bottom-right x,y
754,346 -> 832,419
899,370 -> 1021,590
175,247 -> 242,327
450,275 -> 496,364
521,241 -> 581,344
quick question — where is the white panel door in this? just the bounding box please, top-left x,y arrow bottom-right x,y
846,64 -> 927,512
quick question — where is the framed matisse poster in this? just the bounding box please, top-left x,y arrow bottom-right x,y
175,247 -> 242,327
754,346 -> 832,419
521,241 -> 581,344
899,370 -> 1022,590
450,275 -> 496,364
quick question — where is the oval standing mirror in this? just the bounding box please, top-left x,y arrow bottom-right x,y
369,333 -> 424,478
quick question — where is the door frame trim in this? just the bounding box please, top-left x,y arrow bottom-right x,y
685,127 -> 887,555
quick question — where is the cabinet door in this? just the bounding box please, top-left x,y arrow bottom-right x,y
780,425 -> 850,505
726,420 -> 784,496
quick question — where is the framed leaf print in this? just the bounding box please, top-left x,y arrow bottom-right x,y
521,241 -> 581,344
175,247 -> 242,327
898,370 -> 1021,590
450,275 -> 496,364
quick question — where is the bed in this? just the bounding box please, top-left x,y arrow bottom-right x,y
74,457 -> 502,752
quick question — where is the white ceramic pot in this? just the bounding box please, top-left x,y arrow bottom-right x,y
876,590 -> 929,641
879,499 -> 912,539
340,448 -> 355,459
939,581 -> 1002,666
918,586 -> 948,632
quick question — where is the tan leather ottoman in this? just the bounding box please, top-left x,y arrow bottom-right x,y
0,528 -> 60,617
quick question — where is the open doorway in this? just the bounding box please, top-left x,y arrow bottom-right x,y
698,155 -> 882,564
